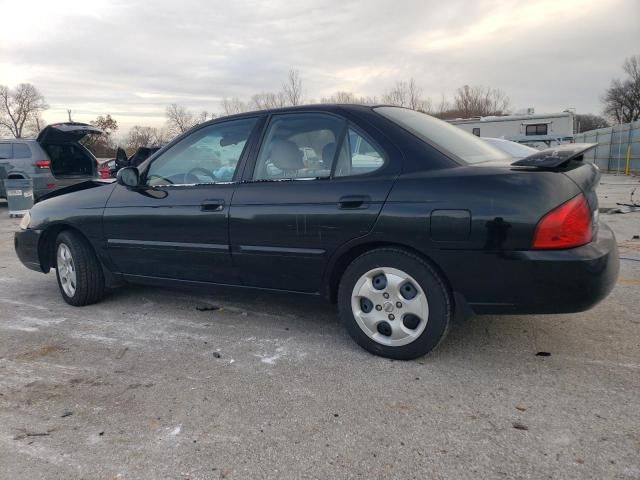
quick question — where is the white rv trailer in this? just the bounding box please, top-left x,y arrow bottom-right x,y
448,111 -> 575,148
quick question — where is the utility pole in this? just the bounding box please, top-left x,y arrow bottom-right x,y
67,110 -> 73,122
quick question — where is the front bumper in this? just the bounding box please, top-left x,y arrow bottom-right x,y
443,223 -> 620,315
15,228 -> 45,273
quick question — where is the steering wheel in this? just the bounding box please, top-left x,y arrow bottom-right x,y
185,167 -> 216,183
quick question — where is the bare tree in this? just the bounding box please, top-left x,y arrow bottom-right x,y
434,94 -> 450,117
0,83 -> 49,138
221,97 -> 250,115
451,85 -> 510,118
283,69 -> 303,106
382,79 -> 431,112
250,92 -> 288,110
576,114 -> 610,133
382,81 -> 410,107
25,113 -> 46,137
165,103 -> 205,136
603,55 -> 640,124
320,91 -> 378,104
125,125 -> 169,153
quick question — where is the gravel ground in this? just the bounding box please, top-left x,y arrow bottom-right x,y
0,193 -> 638,480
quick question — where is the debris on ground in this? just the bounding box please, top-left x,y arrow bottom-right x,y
13,428 -> 56,440
512,422 -> 529,431
60,411 -> 73,418
213,352 -> 222,358
515,404 -> 527,412
535,351 -> 551,357
115,347 -> 129,359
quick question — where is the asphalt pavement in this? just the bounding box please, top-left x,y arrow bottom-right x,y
0,193 -> 638,480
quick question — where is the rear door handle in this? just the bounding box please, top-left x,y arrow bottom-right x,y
201,199 -> 225,212
338,195 -> 371,210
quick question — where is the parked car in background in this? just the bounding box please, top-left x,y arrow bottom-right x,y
97,159 -> 114,179
15,105 -> 618,360
0,123 -> 102,200
102,146 -> 163,179
481,137 -> 540,161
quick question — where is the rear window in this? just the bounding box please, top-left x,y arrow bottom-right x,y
375,107 -> 510,164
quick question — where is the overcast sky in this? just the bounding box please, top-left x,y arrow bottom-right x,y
1,0 -> 638,133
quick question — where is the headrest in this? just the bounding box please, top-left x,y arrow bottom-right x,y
271,140 -> 304,171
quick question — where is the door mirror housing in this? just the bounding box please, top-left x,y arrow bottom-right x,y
116,166 -> 140,188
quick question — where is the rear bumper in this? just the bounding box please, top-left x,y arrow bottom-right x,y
14,228 -> 45,273
444,223 -> 619,315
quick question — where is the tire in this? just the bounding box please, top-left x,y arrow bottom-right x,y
338,248 -> 451,360
54,230 -> 105,306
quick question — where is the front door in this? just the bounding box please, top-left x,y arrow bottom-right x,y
103,116 -> 261,284
229,112 -> 400,293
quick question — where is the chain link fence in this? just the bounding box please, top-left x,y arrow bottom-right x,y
573,121 -> 640,174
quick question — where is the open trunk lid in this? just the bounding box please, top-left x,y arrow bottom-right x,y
37,123 -> 103,180
36,122 -> 103,144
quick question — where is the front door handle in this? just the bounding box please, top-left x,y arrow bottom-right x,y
338,195 -> 371,210
201,199 -> 225,212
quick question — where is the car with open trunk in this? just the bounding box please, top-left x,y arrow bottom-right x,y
1,122 -> 102,200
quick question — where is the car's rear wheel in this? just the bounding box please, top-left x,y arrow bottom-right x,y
55,230 -> 105,306
338,248 -> 451,360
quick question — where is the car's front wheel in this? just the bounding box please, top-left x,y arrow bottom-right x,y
338,248 -> 451,360
55,230 -> 105,306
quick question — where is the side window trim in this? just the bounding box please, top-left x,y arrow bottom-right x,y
329,123 -> 348,178
142,116 -> 261,188
331,122 -> 388,179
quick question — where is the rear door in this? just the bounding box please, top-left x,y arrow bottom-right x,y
103,116 -> 262,284
229,111 -> 401,293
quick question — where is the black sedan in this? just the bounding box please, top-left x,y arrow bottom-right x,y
15,105 -> 619,359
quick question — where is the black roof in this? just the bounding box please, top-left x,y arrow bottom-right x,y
212,103 -> 384,123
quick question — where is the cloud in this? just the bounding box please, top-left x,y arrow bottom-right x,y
1,0 -> 638,132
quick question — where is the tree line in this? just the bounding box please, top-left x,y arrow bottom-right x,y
2,55 -> 638,156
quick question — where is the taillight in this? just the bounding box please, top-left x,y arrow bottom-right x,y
532,194 -> 592,249
35,160 -> 50,169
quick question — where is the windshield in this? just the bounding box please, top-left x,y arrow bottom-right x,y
375,107 -> 511,164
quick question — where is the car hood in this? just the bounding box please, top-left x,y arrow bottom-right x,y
36,122 -> 104,144
36,179 -> 115,203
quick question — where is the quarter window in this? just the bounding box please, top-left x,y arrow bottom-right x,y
253,113 -> 345,181
525,124 -> 548,136
12,143 -> 31,158
146,118 -> 257,186
334,128 -> 385,177
0,144 -> 12,159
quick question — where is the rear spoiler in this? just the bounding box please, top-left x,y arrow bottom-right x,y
511,143 -> 597,169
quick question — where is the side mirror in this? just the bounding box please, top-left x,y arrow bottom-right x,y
116,166 -> 140,188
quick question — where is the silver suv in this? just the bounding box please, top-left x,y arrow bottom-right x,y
0,122 -> 103,201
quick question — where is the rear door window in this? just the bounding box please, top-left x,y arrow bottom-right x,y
0,144 -> 12,159
12,144 -> 31,158
252,113 -> 345,181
